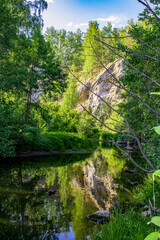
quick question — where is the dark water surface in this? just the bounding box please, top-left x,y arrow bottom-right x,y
0,148 -> 142,240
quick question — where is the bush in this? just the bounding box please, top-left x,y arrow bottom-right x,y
99,132 -> 122,147
0,127 -> 16,158
22,131 -> 97,152
131,174 -> 160,208
48,110 -> 80,133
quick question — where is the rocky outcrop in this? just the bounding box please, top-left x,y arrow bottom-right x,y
78,59 -> 124,113
31,80 -> 43,103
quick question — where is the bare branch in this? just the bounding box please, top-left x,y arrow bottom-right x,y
86,38 -> 157,170
91,37 -> 160,116
95,36 -> 160,88
137,0 -> 160,23
130,33 -> 160,55
112,138 -> 154,172
102,36 -> 131,39
80,104 -> 133,138
100,41 -> 160,62
108,116 -> 126,126
81,102 -> 156,170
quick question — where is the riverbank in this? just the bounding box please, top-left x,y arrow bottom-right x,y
93,170 -> 160,240
14,131 -> 99,156
15,149 -> 97,157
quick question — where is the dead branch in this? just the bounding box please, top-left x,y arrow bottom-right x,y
86,37 -> 157,170
80,104 -> 132,138
91,37 -> 160,116
95,36 -> 160,88
99,41 -> 160,63
129,33 -> 160,55
137,0 -> 160,24
112,138 -> 154,173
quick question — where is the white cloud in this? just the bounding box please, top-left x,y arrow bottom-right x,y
75,22 -> 89,29
96,15 -> 127,24
67,22 -> 73,27
46,0 -> 55,3
73,14 -> 127,31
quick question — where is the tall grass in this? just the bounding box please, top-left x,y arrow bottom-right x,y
94,209 -> 151,240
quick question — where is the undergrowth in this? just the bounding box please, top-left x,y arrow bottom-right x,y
94,209 -> 151,240
22,131 -> 98,152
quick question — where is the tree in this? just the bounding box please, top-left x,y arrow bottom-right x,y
82,21 -> 101,78
45,27 -> 83,68
0,0 -> 65,157
69,0 -> 160,172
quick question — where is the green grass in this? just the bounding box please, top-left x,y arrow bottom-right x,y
131,173 -> 160,208
94,209 -> 152,240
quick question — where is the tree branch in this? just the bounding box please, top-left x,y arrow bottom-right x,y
95,36 -> 160,88
137,0 -> 160,24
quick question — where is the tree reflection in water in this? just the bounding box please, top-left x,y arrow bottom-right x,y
0,148 -> 142,239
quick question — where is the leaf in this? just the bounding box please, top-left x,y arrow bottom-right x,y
144,232 -> 159,240
149,217 -> 160,227
153,170 -> 160,177
153,126 -> 160,135
150,92 -> 160,95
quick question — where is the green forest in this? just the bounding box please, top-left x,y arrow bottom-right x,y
0,0 -> 160,239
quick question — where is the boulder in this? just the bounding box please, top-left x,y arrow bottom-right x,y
88,210 -> 110,224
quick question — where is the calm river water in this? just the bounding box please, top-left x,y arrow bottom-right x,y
0,148 -> 141,240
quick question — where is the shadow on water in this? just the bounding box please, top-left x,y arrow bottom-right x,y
0,148 -> 143,240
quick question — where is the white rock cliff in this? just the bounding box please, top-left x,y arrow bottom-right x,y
78,59 -> 124,113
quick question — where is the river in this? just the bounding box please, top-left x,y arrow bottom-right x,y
0,148 -> 142,240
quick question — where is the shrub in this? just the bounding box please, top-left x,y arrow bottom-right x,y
99,132 -> 122,147
22,131 -> 97,152
0,127 -> 16,158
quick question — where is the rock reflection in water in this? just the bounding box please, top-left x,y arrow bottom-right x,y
0,148 -> 129,240
71,148 -> 125,211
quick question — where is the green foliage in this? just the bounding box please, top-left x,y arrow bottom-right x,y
144,232 -> 160,240
82,21 -> 101,77
144,167 -> 160,240
153,170 -> 160,177
76,116 -> 96,136
153,126 -> 160,135
99,132 -> 122,147
148,217 -> 160,227
0,0 -> 159,163
47,109 -> 80,133
131,174 -> 160,207
0,0 -> 67,157
94,209 -> 151,240
22,131 -> 97,152
116,9 -> 160,169
0,128 -> 16,158
45,27 -> 84,68
61,69 -> 79,112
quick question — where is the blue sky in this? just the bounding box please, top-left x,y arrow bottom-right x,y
43,0 -> 145,32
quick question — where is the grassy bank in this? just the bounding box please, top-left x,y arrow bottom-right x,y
94,171 -> 160,240
93,209 -> 151,240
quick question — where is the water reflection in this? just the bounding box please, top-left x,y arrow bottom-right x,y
0,148 -> 141,240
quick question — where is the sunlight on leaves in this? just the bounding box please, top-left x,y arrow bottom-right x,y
148,217 -> 160,227
153,170 -> 160,177
144,232 -> 159,240
150,92 -> 160,95
153,126 -> 160,135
